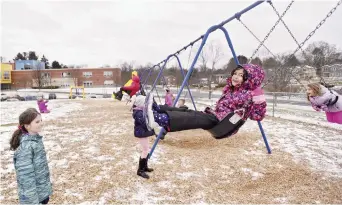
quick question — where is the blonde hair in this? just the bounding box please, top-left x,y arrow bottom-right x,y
307,83 -> 322,101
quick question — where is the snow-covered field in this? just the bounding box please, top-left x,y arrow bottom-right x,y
0,97 -> 341,203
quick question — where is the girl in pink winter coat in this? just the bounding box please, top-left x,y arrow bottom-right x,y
145,64 -> 267,135
307,83 -> 342,124
37,98 -> 50,113
164,89 -> 174,106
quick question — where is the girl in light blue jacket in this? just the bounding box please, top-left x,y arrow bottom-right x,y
10,108 -> 52,204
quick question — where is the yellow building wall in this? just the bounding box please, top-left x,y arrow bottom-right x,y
0,63 -> 13,84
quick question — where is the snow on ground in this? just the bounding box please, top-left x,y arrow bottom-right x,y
1,97 -> 341,203
185,97 -> 342,178
0,100 -> 83,125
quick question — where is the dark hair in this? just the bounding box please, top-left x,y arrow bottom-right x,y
231,65 -> 248,82
10,108 -> 40,151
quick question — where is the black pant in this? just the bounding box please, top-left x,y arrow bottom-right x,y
158,105 -> 189,113
40,197 -> 49,204
114,88 -> 132,100
166,110 -> 219,132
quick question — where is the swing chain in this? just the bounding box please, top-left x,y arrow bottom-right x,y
290,0 -> 342,58
249,0 -> 295,61
239,20 -> 277,59
269,2 -> 307,58
263,0 -> 342,88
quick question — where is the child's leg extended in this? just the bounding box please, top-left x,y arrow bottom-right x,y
153,112 -> 170,128
166,110 -> 219,132
138,137 -> 149,158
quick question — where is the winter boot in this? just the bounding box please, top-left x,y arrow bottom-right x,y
115,91 -> 123,101
144,154 -> 154,172
137,157 -> 149,179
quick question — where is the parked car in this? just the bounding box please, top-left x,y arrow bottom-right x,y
1,93 -> 8,101
49,93 -> 57,100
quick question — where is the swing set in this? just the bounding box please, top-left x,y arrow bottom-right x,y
139,0 -> 341,159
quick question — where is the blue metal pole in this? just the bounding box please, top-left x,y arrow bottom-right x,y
220,1 -> 266,26
173,55 -> 197,111
151,56 -> 173,92
258,120 -> 271,154
221,26 -> 271,154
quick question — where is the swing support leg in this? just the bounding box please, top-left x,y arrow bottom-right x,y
257,121 -> 271,154
148,128 -> 167,159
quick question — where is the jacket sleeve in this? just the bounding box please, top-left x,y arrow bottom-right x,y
310,102 -> 322,111
242,64 -> 265,91
122,82 -> 140,91
249,101 -> 267,121
314,91 -> 335,105
15,145 -> 39,204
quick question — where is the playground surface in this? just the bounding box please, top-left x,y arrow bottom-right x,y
1,99 -> 341,204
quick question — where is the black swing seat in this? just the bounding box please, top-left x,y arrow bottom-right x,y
207,112 -> 245,139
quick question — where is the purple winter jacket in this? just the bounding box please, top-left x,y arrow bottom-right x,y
37,100 -> 48,112
309,85 -> 342,112
207,64 -> 267,121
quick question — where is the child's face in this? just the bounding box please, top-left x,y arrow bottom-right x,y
232,69 -> 244,86
306,87 -> 316,97
25,115 -> 43,134
178,100 -> 184,106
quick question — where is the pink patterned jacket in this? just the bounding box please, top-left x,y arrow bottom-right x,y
207,64 -> 267,121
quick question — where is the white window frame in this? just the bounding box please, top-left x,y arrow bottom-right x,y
104,71 -> 113,77
83,81 -> 93,87
62,72 -> 71,77
83,72 -> 92,77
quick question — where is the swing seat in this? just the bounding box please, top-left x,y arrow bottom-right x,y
207,112 -> 245,139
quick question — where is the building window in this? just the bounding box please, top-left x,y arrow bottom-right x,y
62,72 -> 71,77
104,71 -> 113,77
3,71 -> 10,79
104,80 -> 114,86
83,81 -> 93,87
83,72 -> 92,77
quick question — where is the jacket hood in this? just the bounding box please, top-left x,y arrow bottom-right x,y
225,64 -> 265,91
132,75 -> 140,83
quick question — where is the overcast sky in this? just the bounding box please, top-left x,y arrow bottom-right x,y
1,0 -> 341,68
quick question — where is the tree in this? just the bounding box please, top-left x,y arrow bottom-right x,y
32,63 -> 48,89
199,41 -> 224,99
225,57 -> 236,74
40,55 -> 49,69
304,41 -> 340,77
283,54 -> 300,67
23,52 -> 28,60
70,67 -> 80,86
51,61 -> 62,68
237,55 -> 248,64
14,53 -> 26,60
120,61 -> 135,84
262,57 -> 278,69
28,51 -> 38,60
251,57 -> 262,66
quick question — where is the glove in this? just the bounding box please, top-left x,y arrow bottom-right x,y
321,104 -> 328,112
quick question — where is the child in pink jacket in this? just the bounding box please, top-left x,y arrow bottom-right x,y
37,97 -> 50,113
307,83 -> 342,124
